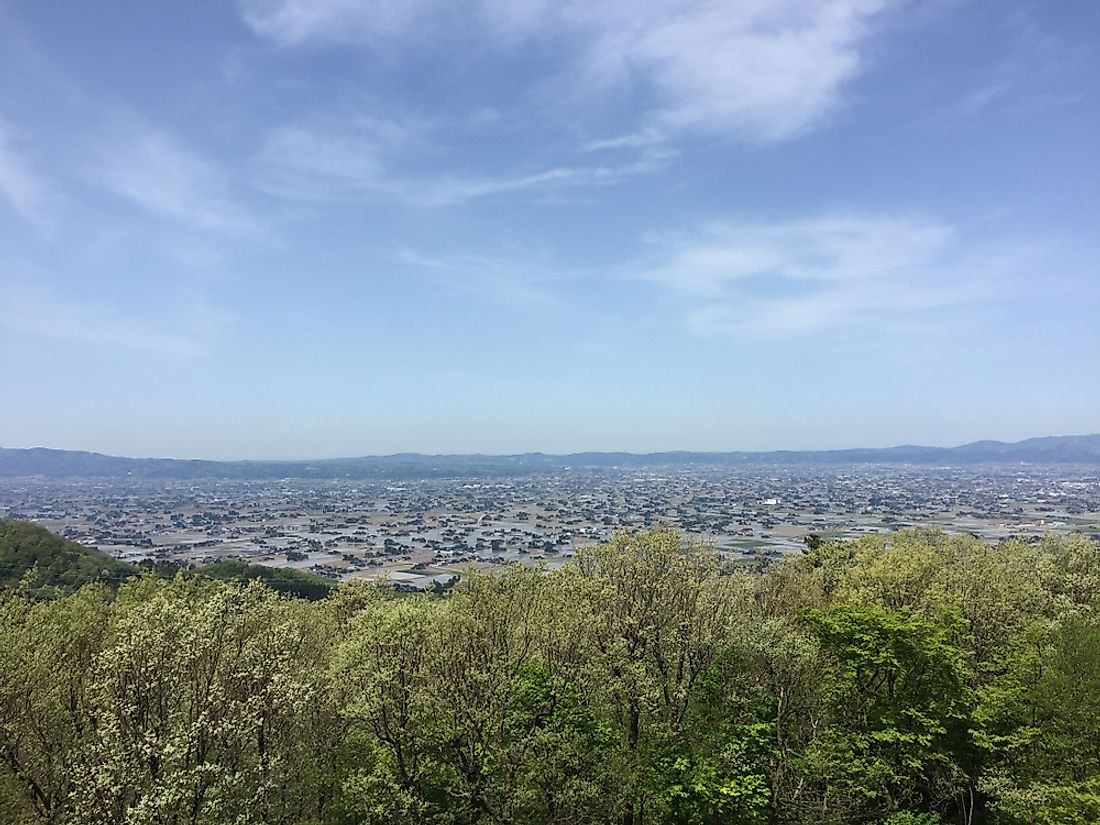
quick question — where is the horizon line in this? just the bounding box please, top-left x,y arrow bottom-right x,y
3,433 -> 1098,464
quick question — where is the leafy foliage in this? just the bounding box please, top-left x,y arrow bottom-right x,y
1,523 -> 1099,824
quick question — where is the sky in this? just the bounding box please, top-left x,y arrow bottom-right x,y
1,1 -> 1098,459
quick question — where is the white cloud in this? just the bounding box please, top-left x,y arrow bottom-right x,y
571,0 -> 893,142
628,213 -> 985,336
89,121 -> 259,236
240,0 -> 896,144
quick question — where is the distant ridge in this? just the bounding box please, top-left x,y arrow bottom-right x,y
1,435 -> 1099,480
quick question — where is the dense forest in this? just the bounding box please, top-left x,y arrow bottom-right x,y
1,520 -> 1098,825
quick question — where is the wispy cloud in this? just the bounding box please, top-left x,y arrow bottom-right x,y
239,0 -> 448,48
88,119 -> 260,237
240,2 -> 896,206
393,211 -> 1019,334
683,276 -> 971,337
395,153 -> 673,207
0,278 -> 229,358
254,125 -> 385,200
254,118 -> 674,206
950,6 -> 1088,121
0,123 -> 48,221
240,0 -> 897,145
582,129 -> 668,153
395,246 -> 570,307
953,81 -> 1012,117
626,213 -> 994,336
637,215 -> 955,293
251,109 -> 435,200
0,25 -> 262,238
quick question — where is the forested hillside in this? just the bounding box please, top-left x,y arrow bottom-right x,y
1,525 -> 1098,824
0,519 -> 135,591
0,520 -> 335,599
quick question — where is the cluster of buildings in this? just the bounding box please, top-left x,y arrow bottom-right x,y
2,464 -> 1097,589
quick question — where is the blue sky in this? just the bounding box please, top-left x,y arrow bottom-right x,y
1,1 -> 1098,459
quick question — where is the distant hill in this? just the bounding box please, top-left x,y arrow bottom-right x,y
0,519 -> 134,591
1,435 -> 1099,481
0,519 -> 335,599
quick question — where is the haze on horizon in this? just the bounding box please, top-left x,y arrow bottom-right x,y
1,2 -> 1098,461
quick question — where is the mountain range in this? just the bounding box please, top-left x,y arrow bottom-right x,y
1,435 -> 1098,480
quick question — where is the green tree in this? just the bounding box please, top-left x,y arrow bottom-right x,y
798,604 -> 970,823
0,583 -> 110,823
571,527 -> 763,825
71,576 -> 336,825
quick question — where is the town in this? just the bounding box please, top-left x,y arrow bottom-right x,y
3,463 -> 1098,590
